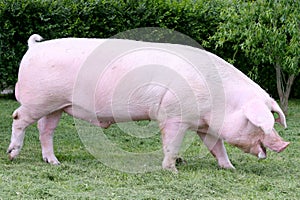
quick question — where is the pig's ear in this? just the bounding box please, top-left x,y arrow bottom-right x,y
243,100 -> 275,134
270,99 -> 287,128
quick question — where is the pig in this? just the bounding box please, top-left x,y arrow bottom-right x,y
7,34 -> 289,172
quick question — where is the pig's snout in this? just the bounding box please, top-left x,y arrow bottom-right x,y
254,138 -> 289,159
272,141 -> 290,153
262,131 -> 290,153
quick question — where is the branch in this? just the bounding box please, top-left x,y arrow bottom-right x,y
275,64 -> 284,101
284,74 -> 295,101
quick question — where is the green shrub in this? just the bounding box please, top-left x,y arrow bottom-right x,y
0,0 -> 298,98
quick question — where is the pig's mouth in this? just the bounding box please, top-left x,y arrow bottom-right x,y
257,139 -> 290,159
232,140 -> 267,159
257,141 -> 267,159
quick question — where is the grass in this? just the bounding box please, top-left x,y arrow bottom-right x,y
0,98 -> 299,199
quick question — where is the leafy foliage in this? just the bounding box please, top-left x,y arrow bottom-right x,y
0,0 -> 299,100
0,0 -> 224,90
212,0 -> 300,74
209,0 -> 300,113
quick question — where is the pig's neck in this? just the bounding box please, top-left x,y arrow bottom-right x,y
214,56 -> 270,110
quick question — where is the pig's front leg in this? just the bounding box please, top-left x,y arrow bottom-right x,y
198,132 -> 235,169
38,110 -> 62,165
160,120 -> 189,173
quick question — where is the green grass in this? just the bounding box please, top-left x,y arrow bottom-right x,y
0,98 -> 299,199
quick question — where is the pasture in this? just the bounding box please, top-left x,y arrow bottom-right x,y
0,98 -> 299,199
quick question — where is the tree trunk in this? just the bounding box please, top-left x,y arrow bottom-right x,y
275,65 -> 295,115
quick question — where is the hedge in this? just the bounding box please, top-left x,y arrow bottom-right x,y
0,0 -> 299,98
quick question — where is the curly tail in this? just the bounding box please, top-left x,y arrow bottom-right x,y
28,34 -> 43,47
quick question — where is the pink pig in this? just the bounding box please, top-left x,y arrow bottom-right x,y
7,34 -> 289,172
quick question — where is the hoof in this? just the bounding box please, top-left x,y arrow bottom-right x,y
7,147 -> 20,161
43,156 -> 60,165
219,163 -> 236,170
163,166 -> 178,174
8,154 -> 15,161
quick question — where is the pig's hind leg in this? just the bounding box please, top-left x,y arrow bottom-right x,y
8,106 -> 41,160
198,132 -> 235,169
38,110 -> 63,165
160,119 -> 189,173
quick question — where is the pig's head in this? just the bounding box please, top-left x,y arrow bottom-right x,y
223,99 -> 289,159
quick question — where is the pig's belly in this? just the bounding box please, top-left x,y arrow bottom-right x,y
64,84 -> 183,127
63,103 -> 153,128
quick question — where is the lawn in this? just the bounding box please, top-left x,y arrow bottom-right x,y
0,98 -> 299,199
